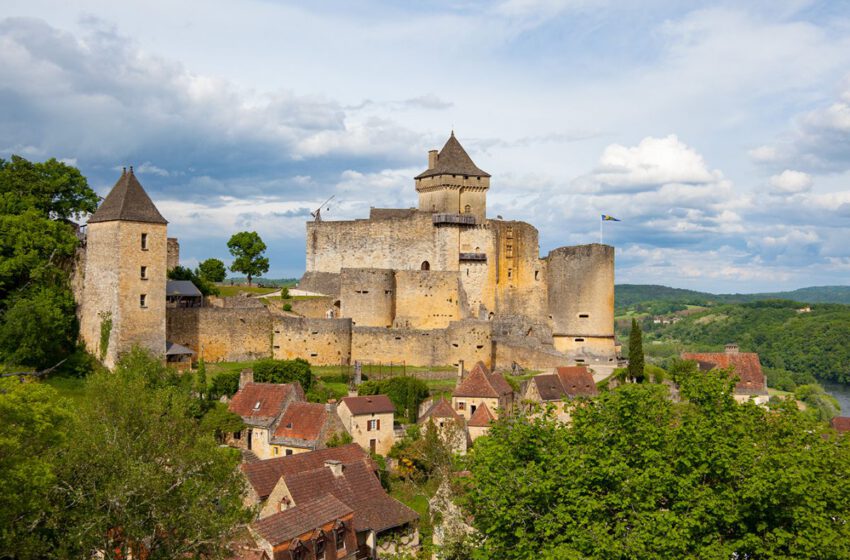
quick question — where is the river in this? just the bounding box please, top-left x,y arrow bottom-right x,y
821,380 -> 850,415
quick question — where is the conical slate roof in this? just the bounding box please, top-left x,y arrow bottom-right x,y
415,132 -> 490,179
88,167 -> 167,224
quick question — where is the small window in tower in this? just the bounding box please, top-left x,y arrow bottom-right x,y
140,294 -> 147,308
579,313 -> 589,318
506,244 -> 513,257
507,226 -> 514,239
140,266 -> 147,279
421,261 -> 430,271
464,204 -> 471,213
534,270 -> 539,281
141,233 -> 148,250
507,268 -> 512,279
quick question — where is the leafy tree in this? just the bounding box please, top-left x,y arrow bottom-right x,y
0,378 -> 70,558
465,369 -> 850,559
253,358 -> 315,391
358,376 -> 429,423
226,231 -> 269,286
627,318 -> 645,382
0,155 -> 98,220
280,286 -> 291,299
53,349 -> 252,559
194,357 -> 207,396
197,258 -> 227,283
0,286 -> 78,368
326,431 -> 354,448
209,371 -> 240,399
200,402 -> 244,444
167,265 -> 219,296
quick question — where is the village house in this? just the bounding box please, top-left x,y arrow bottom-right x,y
419,398 -> 468,454
250,493 -> 358,560
242,444 -> 419,559
682,344 -> 769,405
522,366 -> 598,421
451,361 -> 514,421
270,401 -> 346,457
228,374 -> 304,460
466,403 -> 496,441
336,395 -> 396,455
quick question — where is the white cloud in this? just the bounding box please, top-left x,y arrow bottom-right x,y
769,169 -> 813,193
593,135 -> 721,191
749,145 -> 778,163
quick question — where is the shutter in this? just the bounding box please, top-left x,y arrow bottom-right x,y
367,421 -> 371,432
377,419 -> 381,430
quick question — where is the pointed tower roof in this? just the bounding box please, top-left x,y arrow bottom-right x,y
415,132 -> 490,179
88,167 -> 167,224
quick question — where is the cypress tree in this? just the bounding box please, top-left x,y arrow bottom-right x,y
627,318 -> 645,382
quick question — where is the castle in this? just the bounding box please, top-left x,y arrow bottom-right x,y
78,134 -> 616,371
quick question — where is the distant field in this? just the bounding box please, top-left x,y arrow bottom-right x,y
216,285 -> 278,297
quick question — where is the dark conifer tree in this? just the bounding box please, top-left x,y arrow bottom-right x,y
628,318 -> 645,382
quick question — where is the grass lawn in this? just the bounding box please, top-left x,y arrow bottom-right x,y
216,285 -> 279,297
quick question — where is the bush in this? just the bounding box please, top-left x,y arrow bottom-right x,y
283,303 -> 292,312
326,431 -> 353,448
253,358 -> 315,391
209,371 -> 240,399
358,376 -> 429,423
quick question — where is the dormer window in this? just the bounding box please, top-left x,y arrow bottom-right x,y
335,523 -> 346,551
253,401 -> 261,411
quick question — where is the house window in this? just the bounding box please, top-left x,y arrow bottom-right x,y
140,233 -> 148,250
140,266 -> 147,279
470,404 -> 477,415
253,401 -> 261,411
139,294 -> 147,308
457,401 -> 466,411
367,419 -> 379,431
286,449 -> 293,456
421,261 -> 430,271
273,447 -> 279,456
315,537 -> 326,558
336,525 -> 346,551
507,269 -> 512,279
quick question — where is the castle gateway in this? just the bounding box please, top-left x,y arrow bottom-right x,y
82,134 -> 615,371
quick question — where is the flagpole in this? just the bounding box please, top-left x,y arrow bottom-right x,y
600,218 -> 603,244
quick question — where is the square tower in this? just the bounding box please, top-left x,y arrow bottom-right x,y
415,132 -> 490,222
80,167 -> 168,368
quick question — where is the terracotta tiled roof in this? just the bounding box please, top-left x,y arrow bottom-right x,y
273,402 -> 327,442
419,399 -> 463,423
467,403 -> 495,428
681,352 -> 767,395
88,168 -> 167,224
341,395 -> 395,415
831,417 -> 850,433
253,493 -> 352,546
531,374 -> 566,402
415,132 -> 490,179
242,444 -> 371,499
228,383 -> 299,427
284,461 -> 418,533
555,366 -> 598,397
453,361 -> 513,399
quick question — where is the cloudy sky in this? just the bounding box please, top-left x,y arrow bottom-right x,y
2,0 -> 850,292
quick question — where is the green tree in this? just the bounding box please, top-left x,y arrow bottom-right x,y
200,402 -> 244,444
627,318 -> 645,382
53,349 -> 252,559
0,155 -> 98,220
194,357 -> 207,396
167,265 -> 219,296
0,286 -> 78,368
197,258 -> 227,283
0,378 -> 70,558
226,231 -> 269,286
209,370 -> 240,399
253,358 -> 315,391
358,376 -> 429,423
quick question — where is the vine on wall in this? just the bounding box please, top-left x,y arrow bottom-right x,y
98,311 -> 113,360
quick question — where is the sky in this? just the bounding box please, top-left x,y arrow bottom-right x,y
1,0 -> 850,293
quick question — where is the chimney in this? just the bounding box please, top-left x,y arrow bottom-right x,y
239,368 -> 254,389
428,149 -> 438,169
325,459 -> 344,477
725,343 -> 739,355
457,360 -> 465,382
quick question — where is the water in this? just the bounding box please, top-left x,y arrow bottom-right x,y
820,380 -> 850,415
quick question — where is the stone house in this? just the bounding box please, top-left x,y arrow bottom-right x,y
250,493 -> 358,560
451,361 -> 514,421
228,379 -> 304,460
466,403 -> 496,441
336,395 -> 396,455
269,401 -> 345,457
682,344 -> 769,405
419,398 -> 468,455
522,366 -> 598,421
242,444 -> 418,559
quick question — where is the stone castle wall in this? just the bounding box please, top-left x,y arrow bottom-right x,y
166,237 -> 179,271
166,306 -> 273,362
339,268 -> 395,327
273,316 -> 352,365
394,270 -> 461,329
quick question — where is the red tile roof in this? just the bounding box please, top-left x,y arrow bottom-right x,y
228,383 -> 300,426
242,444 -> 371,499
453,361 -> 513,398
253,493 -> 352,546
681,352 -> 767,394
283,460 -> 418,533
555,366 -> 598,397
467,403 -> 495,428
341,395 -> 395,415
831,417 -> 850,433
419,399 -> 464,424
273,402 -> 328,442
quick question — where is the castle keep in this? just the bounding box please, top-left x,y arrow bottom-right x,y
79,134 -> 616,371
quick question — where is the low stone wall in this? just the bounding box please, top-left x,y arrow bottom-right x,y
273,316 -> 352,365
297,271 -> 341,298
166,306 -> 273,362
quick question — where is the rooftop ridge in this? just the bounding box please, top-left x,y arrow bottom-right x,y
89,167 -> 167,224
415,133 -> 490,179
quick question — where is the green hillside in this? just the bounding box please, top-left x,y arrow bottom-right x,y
616,284 -> 850,312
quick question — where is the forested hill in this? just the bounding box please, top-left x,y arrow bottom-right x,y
616,284 -> 850,310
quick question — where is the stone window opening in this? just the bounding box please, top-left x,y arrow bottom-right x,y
470,404 -> 477,415
421,261 -> 430,271
575,338 -> 585,342
534,270 -> 539,281
139,294 -> 147,308
286,449 -> 293,456
140,233 -> 148,250
506,244 -> 513,257
579,313 -> 590,318
140,266 -> 147,279
507,268 -> 512,279
464,204 -> 471,213
507,226 -> 514,239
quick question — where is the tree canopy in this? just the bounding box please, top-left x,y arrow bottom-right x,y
168,265 -> 219,296
358,376 -> 429,423
253,358 -> 315,391
464,368 -> 850,559
626,318 -> 645,382
197,258 -> 227,283
226,231 -> 269,286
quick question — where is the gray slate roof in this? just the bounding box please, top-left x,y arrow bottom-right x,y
166,280 -> 202,297
415,132 -> 490,179
88,168 -> 167,224
165,341 -> 195,356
